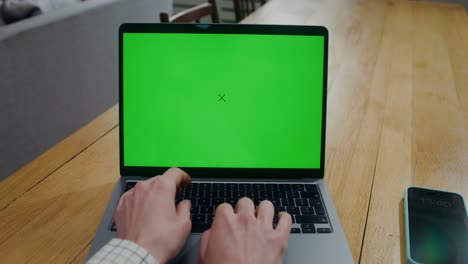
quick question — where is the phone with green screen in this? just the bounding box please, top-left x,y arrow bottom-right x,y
404,187 -> 468,264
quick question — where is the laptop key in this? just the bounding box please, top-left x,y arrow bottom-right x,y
266,184 -> 279,191
294,198 -> 309,206
259,191 -> 270,201
124,182 -> 136,192
300,206 -> 314,215
192,214 -> 206,223
226,198 -> 238,206
239,183 -> 252,191
212,198 -> 225,206
317,228 -> 332,233
246,191 -> 255,199
271,198 -> 281,206
286,206 -> 300,214
301,224 -> 316,233
206,191 -> 217,198
291,228 -> 301,233
305,184 -> 318,192
110,222 -> 117,231
226,183 -> 238,191
238,190 -> 247,198
314,205 -> 326,215
253,184 -> 265,191
301,192 -> 320,199
198,198 -> 211,206
192,223 -> 211,233
287,190 -> 300,198
295,215 -> 328,224
309,199 -> 325,211
281,198 -> 295,206
291,215 -> 297,224
213,183 -> 225,192
191,205 -> 200,214
190,191 -> 200,199
200,206 -> 214,214
273,191 -> 286,199
274,206 -> 286,214
199,183 -> 211,191
292,184 -> 305,192
302,228 -> 316,233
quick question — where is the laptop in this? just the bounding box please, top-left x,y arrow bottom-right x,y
87,23 -> 354,263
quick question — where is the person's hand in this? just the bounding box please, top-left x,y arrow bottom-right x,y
199,197 -> 292,264
113,167 -> 192,263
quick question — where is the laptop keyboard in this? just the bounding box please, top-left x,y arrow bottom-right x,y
110,182 -> 332,234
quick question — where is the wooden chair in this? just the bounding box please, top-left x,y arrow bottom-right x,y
160,0 -> 220,23
234,0 -> 266,22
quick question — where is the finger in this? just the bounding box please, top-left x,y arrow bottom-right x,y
113,196 -> 124,225
145,175 -> 161,184
115,186 -> 133,213
275,211 -> 293,237
161,167 -> 192,189
115,194 -> 125,212
176,199 -> 192,220
121,181 -> 136,198
257,200 -> 274,228
114,194 -> 131,237
199,229 -> 211,261
235,197 -> 255,215
215,203 -> 234,216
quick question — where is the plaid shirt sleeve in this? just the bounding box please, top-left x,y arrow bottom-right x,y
87,239 -> 159,264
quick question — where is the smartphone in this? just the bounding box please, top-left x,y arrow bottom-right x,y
404,187 -> 468,264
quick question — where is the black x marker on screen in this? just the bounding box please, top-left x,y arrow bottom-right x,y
218,94 -> 226,102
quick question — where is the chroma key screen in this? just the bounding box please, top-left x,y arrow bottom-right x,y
122,33 -> 325,169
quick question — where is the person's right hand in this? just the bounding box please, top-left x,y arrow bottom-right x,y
199,197 -> 292,264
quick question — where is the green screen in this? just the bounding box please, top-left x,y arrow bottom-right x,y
123,33 -> 324,169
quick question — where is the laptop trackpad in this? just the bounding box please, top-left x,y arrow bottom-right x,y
171,234 -> 201,264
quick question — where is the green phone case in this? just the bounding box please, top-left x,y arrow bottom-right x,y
404,187 -> 421,264
404,186 -> 467,264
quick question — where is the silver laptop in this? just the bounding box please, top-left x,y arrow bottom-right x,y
88,23 -> 353,263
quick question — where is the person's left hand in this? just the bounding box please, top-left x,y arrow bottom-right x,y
113,167 -> 192,263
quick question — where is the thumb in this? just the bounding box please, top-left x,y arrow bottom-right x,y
176,199 -> 192,222
199,229 -> 211,263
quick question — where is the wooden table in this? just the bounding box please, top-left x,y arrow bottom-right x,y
1,0 -> 467,263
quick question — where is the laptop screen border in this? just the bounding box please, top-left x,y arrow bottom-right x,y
119,23 -> 328,180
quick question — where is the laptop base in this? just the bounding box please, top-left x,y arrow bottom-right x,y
87,177 -> 353,264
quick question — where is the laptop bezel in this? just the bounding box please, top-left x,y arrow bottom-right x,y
118,23 -> 328,180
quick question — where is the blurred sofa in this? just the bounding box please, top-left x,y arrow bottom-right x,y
0,0 -> 172,181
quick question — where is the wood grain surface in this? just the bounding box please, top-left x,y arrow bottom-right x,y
0,0 -> 466,263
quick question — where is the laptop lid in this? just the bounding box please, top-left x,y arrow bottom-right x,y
119,24 -> 328,180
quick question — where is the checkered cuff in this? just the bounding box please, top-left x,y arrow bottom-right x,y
87,238 -> 158,264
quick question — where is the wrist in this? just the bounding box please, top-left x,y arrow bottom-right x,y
111,239 -> 159,264
133,238 -> 168,264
